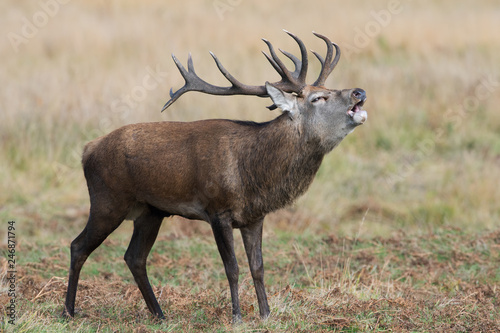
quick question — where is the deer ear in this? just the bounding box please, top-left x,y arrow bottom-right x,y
265,82 -> 297,116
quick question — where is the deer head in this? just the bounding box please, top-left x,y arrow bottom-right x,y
162,30 -> 367,152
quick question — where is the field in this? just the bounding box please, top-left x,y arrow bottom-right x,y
1,0 -> 500,331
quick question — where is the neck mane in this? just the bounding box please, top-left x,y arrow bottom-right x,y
237,114 -> 325,219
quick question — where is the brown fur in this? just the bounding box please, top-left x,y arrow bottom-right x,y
81,113 -> 323,225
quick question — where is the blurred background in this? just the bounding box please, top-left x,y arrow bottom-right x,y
1,0 -> 499,242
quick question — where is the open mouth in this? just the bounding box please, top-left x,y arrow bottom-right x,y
347,100 -> 367,124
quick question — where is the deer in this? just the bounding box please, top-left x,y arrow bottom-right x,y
63,31 -> 367,324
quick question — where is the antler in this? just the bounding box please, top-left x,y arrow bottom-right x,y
311,32 -> 341,87
161,52 -> 268,111
162,31 -> 340,111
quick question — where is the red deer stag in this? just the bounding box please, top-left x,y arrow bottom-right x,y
63,31 -> 367,323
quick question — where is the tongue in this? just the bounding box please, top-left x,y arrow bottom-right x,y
352,110 -> 367,124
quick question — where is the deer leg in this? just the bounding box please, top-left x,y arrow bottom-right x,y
124,208 -> 164,319
211,218 -> 241,324
63,209 -> 125,318
241,219 -> 270,320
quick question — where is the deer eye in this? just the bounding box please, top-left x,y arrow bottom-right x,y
311,96 -> 327,103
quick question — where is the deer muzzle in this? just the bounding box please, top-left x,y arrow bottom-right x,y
347,88 -> 367,124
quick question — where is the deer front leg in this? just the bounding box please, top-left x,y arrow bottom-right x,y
210,218 -> 241,324
241,219 -> 270,320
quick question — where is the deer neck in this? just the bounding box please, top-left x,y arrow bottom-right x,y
237,114 -> 325,218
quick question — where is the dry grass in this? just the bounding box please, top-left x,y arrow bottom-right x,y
2,226 -> 500,332
1,0 -> 500,331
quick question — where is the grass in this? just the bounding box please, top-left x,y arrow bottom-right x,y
1,0 -> 500,331
1,226 -> 499,331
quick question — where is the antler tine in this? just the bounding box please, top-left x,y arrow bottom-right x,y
311,50 -> 324,67
283,30 -> 308,84
162,53 -> 218,111
209,51 -> 266,96
312,32 -> 333,86
312,32 -> 341,87
279,49 -> 301,79
161,54 -> 192,111
262,50 -> 286,78
261,38 -> 297,85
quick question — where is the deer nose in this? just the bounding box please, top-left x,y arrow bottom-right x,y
352,88 -> 366,102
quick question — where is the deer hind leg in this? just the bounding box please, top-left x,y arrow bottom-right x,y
63,202 -> 128,318
124,207 -> 165,319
